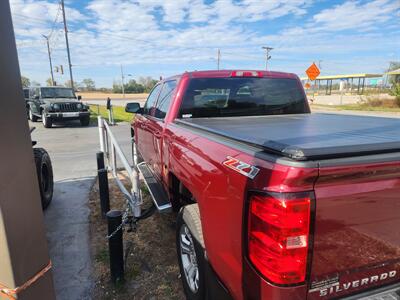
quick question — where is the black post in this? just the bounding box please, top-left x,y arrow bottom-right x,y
96,151 -> 104,170
98,168 -> 110,217
107,210 -> 124,284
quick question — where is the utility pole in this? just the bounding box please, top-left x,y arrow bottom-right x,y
217,48 -> 221,70
61,0 -> 74,90
42,35 -> 55,86
120,64 -> 125,98
262,46 -> 273,71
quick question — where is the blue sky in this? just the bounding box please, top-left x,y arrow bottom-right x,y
11,0 -> 400,88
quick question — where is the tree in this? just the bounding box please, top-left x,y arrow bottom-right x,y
81,78 -> 96,91
21,75 -> 30,88
124,79 -> 145,93
387,61 -> 400,72
112,81 -> 122,93
138,76 -> 158,92
64,80 -> 79,90
387,61 -> 400,85
46,78 -> 53,87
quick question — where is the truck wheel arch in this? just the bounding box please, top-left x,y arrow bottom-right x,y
181,204 -> 205,249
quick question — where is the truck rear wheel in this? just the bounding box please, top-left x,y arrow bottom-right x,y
176,205 -> 205,300
33,148 -> 54,209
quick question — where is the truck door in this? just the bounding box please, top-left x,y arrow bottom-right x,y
147,80 -> 177,181
134,84 -> 162,164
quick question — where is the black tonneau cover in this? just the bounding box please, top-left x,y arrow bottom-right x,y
177,113 -> 400,161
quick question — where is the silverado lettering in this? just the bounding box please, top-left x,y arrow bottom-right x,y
319,271 -> 397,296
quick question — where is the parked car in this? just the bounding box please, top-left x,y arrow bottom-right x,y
27,86 -> 90,128
23,88 -> 30,117
126,70 -> 400,300
30,127 -> 53,209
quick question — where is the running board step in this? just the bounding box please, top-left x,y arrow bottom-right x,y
137,162 -> 172,212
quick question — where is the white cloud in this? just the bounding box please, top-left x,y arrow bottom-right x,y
312,0 -> 399,31
9,0 -> 400,86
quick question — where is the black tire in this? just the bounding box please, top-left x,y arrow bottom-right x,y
33,148 -> 54,209
42,111 -> 52,128
80,115 -> 90,126
29,107 -> 38,122
176,208 -> 206,300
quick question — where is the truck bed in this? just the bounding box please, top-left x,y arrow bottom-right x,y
176,113 -> 400,161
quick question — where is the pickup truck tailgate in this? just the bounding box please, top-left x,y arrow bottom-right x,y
309,161 -> 400,299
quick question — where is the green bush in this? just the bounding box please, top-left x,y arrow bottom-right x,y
390,84 -> 400,107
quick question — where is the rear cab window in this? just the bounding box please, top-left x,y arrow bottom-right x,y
179,77 -> 308,118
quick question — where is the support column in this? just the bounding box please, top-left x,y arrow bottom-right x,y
0,1 -> 55,299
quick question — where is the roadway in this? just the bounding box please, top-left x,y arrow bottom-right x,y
30,119 -> 131,300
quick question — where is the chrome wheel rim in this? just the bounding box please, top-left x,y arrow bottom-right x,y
42,112 -> 46,125
179,224 -> 199,293
29,109 -> 33,120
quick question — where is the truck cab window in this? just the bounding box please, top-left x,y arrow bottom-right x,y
179,78 -> 308,118
143,84 -> 162,115
154,80 -> 177,119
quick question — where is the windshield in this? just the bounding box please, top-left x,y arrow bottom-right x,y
41,88 -> 75,98
179,77 -> 309,118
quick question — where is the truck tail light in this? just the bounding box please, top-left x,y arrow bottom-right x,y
231,70 -> 263,77
247,192 -> 312,285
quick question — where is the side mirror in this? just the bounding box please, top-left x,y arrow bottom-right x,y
125,102 -> 142,114
77,95 -> 82,100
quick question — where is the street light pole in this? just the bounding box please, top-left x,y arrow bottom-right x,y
120,64 -> 125,98
42,35 -> 55,86
262,46 -> 273,71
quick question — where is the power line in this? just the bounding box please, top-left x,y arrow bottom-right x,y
48,3 -> 62,39
61,0 -> 74,90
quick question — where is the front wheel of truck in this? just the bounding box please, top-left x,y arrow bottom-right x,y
176,206 -> 205,300
42,112 -> 52,128
80,115 -> 90,126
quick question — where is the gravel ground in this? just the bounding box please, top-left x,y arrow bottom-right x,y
89,173 -> 185,300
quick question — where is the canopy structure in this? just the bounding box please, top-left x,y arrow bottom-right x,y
300,73 -> 383,95
386,68 -> 400,75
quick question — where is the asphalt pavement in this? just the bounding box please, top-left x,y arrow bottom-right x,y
30,119 -> 132,300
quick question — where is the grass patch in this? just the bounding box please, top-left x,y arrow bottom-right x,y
89,105 -> 133,123
312,96 -> 400,112
312,103 -> 400,112
95,247 -> 109,264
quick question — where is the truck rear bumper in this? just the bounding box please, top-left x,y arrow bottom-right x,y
343,282 -> 400,300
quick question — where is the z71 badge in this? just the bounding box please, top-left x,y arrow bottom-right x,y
223,156 -> 260,179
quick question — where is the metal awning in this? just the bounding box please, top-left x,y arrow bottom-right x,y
386,68 -> 400,75
300,73 -> 383,81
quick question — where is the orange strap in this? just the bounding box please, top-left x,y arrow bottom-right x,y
0,261 -> 52,300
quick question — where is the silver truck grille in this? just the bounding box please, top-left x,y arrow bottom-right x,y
59,103 -> 78,112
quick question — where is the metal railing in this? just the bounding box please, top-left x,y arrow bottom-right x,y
98,116 -> 142,217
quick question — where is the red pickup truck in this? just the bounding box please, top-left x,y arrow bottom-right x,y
126,70 -> 400,300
